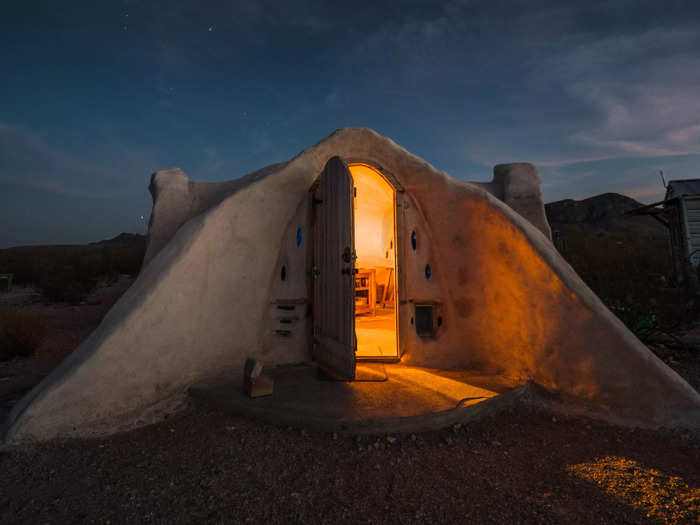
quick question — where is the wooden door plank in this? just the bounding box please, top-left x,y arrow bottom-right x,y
314,156 -> 356,380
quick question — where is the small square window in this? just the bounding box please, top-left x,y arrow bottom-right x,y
415,304 -> 434,337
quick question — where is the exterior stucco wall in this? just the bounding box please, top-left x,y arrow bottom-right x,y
144,162 -> 289,266
259,196 -> 314,362
393,177 -> 698,424
3,128 -> 699,443
145,159 -> 549,268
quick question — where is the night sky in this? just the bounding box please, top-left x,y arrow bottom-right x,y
2,1 -> 700,247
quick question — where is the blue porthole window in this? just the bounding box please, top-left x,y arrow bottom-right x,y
425,264 -> 431,280
296,227 -> 302,248
281,264 -> 287,281
411,230 -> 417,251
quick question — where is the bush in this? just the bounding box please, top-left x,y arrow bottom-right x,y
0,240 -> 146,289
37,274 -> 97,304
0,309 -> 50,360
559,231 -> 698,332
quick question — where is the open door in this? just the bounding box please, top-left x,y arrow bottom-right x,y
348,163 -> 399,360
313,156 -> 356,380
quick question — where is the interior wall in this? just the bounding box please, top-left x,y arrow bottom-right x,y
350,164 -> 394,270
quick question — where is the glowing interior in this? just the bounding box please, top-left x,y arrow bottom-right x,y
348,163 -> 398,359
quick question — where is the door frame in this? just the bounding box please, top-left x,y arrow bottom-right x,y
311,158 -> 404,364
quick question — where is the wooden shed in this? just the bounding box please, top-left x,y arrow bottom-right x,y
629,179 -> 700,288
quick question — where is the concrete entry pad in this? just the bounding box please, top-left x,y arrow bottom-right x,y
189,363 -> 520,434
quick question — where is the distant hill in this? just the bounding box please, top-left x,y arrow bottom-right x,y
544,192 -> 675,332
0,233 -> 146,285
89,233 -> 146,246
545,193 -> 666,239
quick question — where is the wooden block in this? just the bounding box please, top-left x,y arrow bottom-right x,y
244,358 -> 263,380
245,374 -> 274,398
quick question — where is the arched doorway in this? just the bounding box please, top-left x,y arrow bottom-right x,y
348,163 -> 399,360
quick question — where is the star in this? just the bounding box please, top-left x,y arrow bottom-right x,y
208,26 -> 213,32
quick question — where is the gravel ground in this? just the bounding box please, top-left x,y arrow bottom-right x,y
1,280 -> 700,524
1,403 -> 698,524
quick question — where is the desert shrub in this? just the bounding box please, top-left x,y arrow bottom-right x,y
37,273 -> 97,304
0,308 -> 50,360
0,240 -> 146,287
112,244 -> 145,276
0,240 -> 146,303
559,231 -> 699,333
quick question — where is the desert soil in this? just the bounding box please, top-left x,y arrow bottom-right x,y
1,280 -> 699,524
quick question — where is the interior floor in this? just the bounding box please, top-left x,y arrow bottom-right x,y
355,307 -> 397,358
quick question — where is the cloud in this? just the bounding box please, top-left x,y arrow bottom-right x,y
625,184 -> 666,201
534,155 -> 636,168
570,133 -> 689,157
193,146 -> 227,180
542,25 -> 700,157
324,92 -> 338,106
1,175 -> 126,200
0,123 -> 142,201
459,12 -> 700,174
667,123 -> 700,145
539,153 -> 700,204
0,123 -> 160,247
202,147 -> 224,169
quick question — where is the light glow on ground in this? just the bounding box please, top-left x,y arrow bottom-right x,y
567,456 -> 700,522
387,367 -> 499,406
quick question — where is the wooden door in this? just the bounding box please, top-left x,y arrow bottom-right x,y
313,156 -> 356,380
